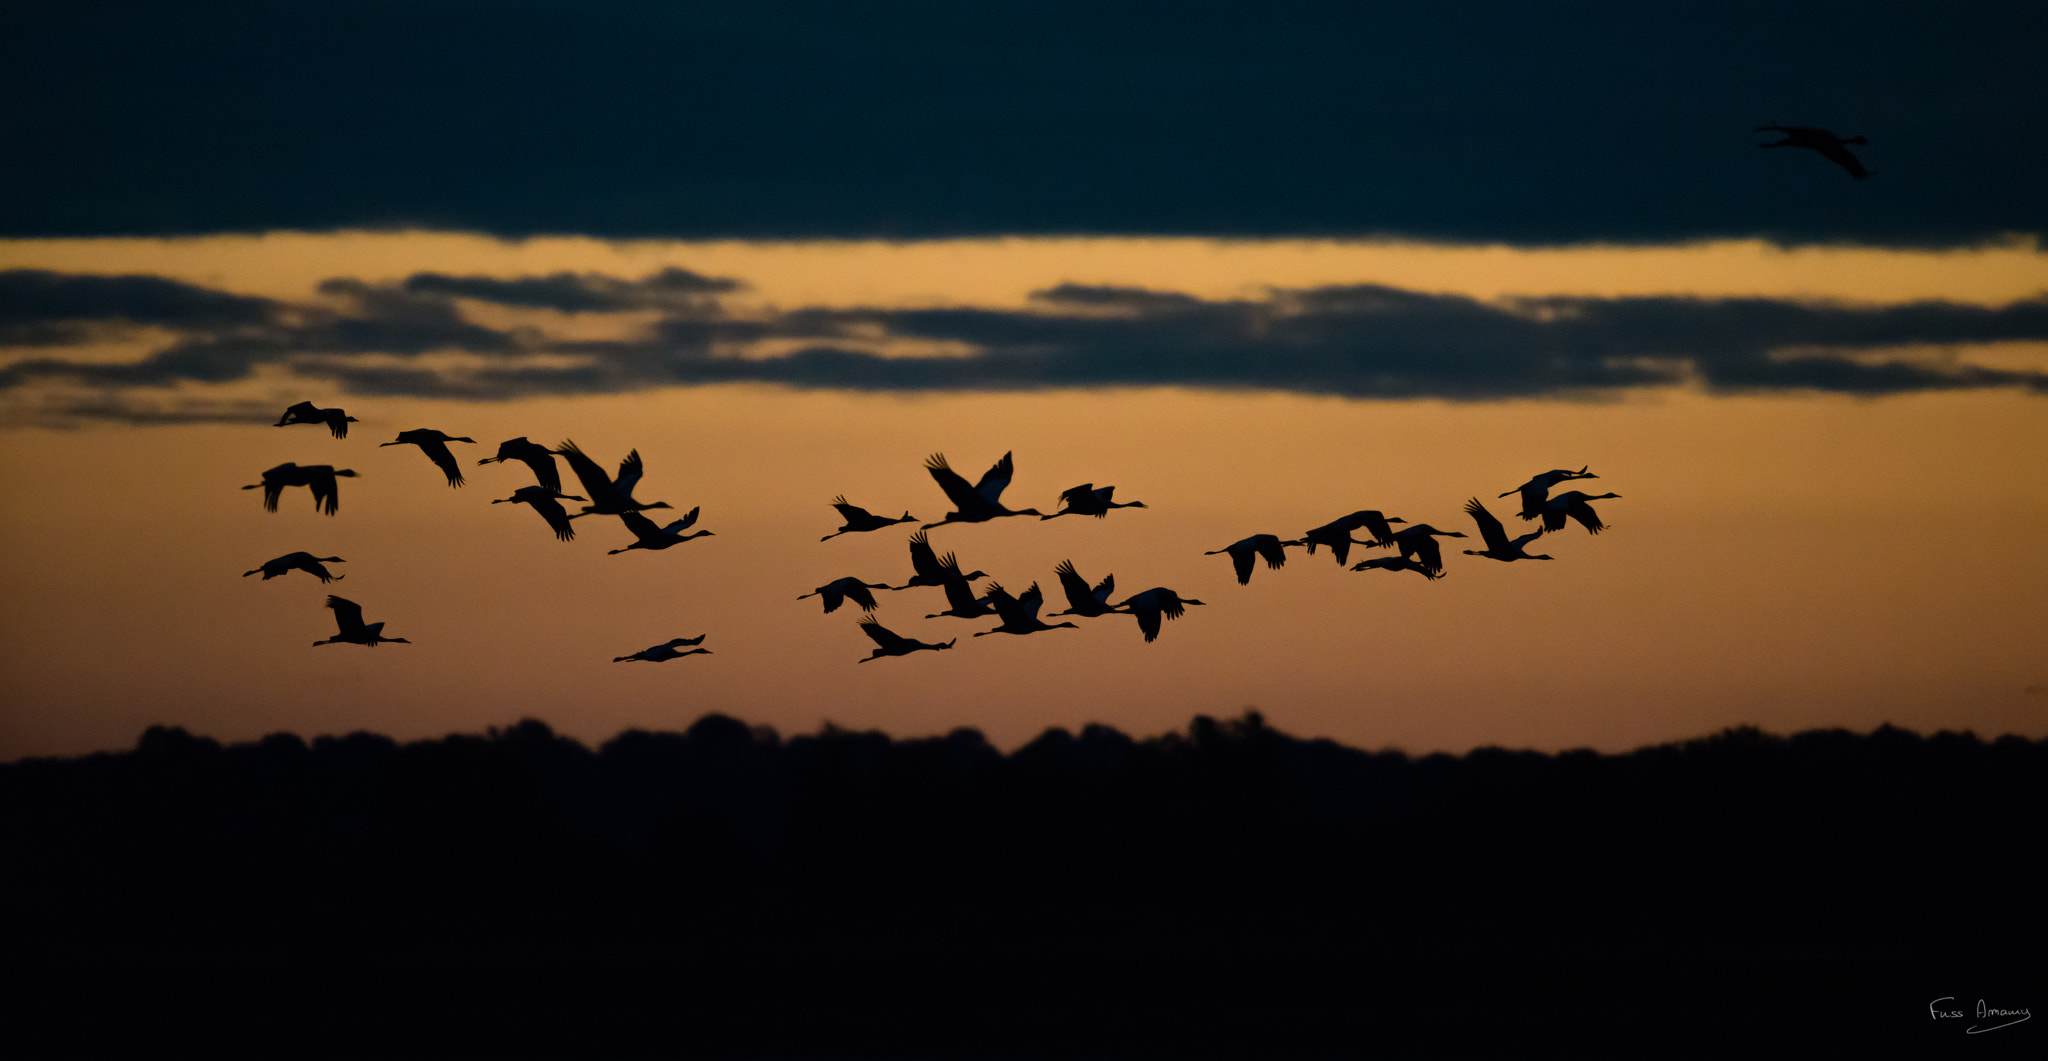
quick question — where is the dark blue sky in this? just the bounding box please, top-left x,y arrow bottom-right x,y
7,1 -> 2044,244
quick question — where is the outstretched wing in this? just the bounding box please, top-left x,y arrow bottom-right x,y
554,440 -> 618,503
613,450 -> 647,500
906,531 -> 941,578
1465,498 -> 1509,551
1815,141 -> 1868,178
423,441 -> 464,487
325,595 -> 367,634
617,510 -> 659,543
924,453 -> 981,510
1053,560 -> 1096,612
831,496 -> 874,521
859,617 -> 910,649
972,451 -> 1016,504
662,506 -> 702,533
1255,536 -> 1289,570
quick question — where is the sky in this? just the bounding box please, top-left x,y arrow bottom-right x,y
3,3 -> 2046,759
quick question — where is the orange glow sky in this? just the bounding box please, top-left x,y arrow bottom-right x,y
3,234 -> 2046,759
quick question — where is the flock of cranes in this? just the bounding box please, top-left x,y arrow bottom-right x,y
230,124 -> 1881,671
244,405 -> 1624,663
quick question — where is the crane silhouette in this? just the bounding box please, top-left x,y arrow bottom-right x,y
492,486 -> 586,542
614,636 -> 710,662
1501,467 -> 1597,521
1543,491 -> 1621,535
973,582 -> 1079,637
925,555 -> 999,619
1112,587 -> 1206,643
1042,483 -> 1148,520
799,577 -> 893,614
1462,498 -> 1553,562
606,508 -> 712,554
243,463 -> 357,515
312,596 -> 410,647
922,451 -> 1042,528
1756,122 -> 1870,179
381,429 -> 476,487
554,441 -> 672,519
1049,560 -> 1119,618
274,401 -> 357,439
889,531 -> 988,591
1206,534 -> 1305,585
1351,555 -> 1443,580
1302,510 -> 1407,566
821,496 -> 918,540
477,437 -> 564,493
856,618 -> 955,662
243,552 -> 345,583
1385,523 -> 1467,576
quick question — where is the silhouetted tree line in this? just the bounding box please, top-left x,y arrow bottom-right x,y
6,712 -> 2041,933
6,713 -> 2043,1056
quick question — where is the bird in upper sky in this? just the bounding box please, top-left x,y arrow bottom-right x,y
1384,523 -> 1467,576
554,441 -> 672,519
606,508 -> 712,554
1049,560 -> 1120,619
1350,555 -> 1443,580
614,636 -> 710,662
1500,467 -> 1597,521
477,437 -> 564,493
799,577 -> 893,614
820,496 -> 919,541
1542,490 -> 1621,535
382,429 -> 476,487
1041,483 -> 1148,520
973,582 -> 1079,637
312,595 -> 410,647
1112,587 -> 1206,643
922,451 -> 1042,528
1462,498 -> 1553,563
1302,510 -> 1407,566
243,463 -> 357,515
1205,534 -> 1305,585
274,401 -> 357,439
1755,122 -> 1870,179
492,485 -> 586,542
243,551 -> 346,583
889,531 -> 988,591
856,618 -> 955,662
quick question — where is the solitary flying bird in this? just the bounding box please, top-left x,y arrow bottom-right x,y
1042,483 -> 1148,520
312,596 -> 410,647
799,577 -> 893,614
1351,556 -> 1442,580
1049,560 -> 1119,618
555,441 -> 672,519
1542,490 -> 1622,535
1205,534 -> 1305,585
243,463 -> 357,515
821,496 -> 918,541
889,531 -> 988,591
274,401 -> 357,439
243,551 -> 346,583
382,429 -> 476,487
1112,587 -> 1206,643
1462,498 -> 1553,563
1755,122 -> 1870,179
855,618 -> 955,662
614,636 -> 710,662
477,437 -> 564,493
922,451 -> 1042,528
606,508 -> 712,554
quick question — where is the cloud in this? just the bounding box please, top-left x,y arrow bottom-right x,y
0,269 -> 279,343
7,269 -> 2047,423
399,268 -> 741,313
4,5 -> 2045,246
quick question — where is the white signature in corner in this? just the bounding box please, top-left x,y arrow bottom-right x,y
1929,997 -> 2032,1034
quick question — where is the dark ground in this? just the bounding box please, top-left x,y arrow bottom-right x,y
4,713 -> 2041,1058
